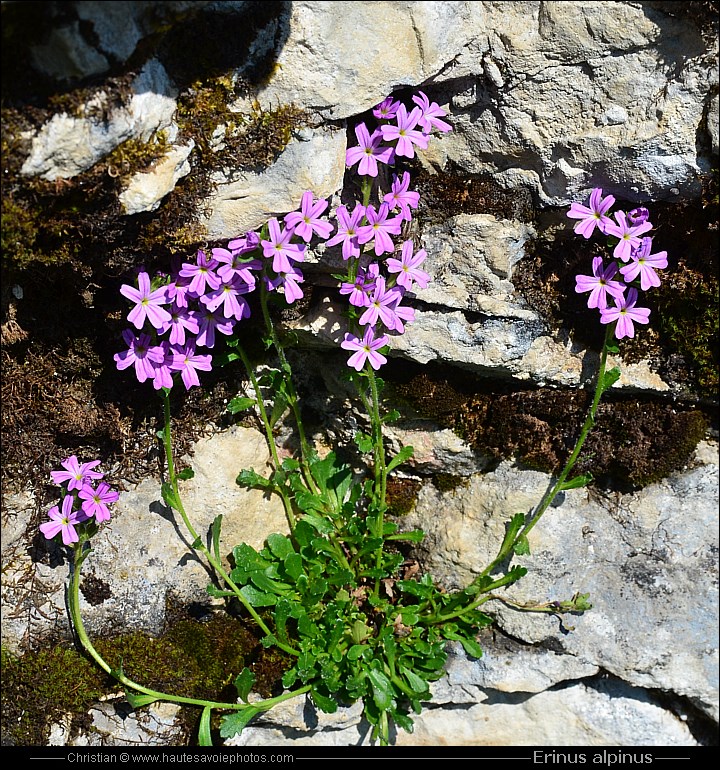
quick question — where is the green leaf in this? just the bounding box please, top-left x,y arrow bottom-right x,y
399,665 -> 430,696
219,708 -> 260,739
347,644 -> 367,661
514,535 -> 531,556
198,705 -> 213,746
206,584 -> 234,598
382,409 -> 401,424
367,668 -> 394,711
386,445 -> 414,473
234,668 -> 256,702
560,473 -> 593,491
210,515 -> 223,561
239,585 -> 277,607
601,366 -> 621,392
160,482 -> 178,511
459,637 -> 484,658
236,468 -> 271,489
227,396 -> 257,414
311,687 -> 338,714
500,513 -> 526,556
124,690 -> 159,709
354,432 -> 374,454
300,512 -> 335,535
385,529 -> 425,543
273,599 -> 293,645
177,467 -> 195,480
283,552 -> 304,581
266,533 -> 295,560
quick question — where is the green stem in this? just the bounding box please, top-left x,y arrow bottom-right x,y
234,344 -> 297,533
366,365 -> 388,599
476,323 -> 615,583
259,282 -> 319,495
161,391 -> 299,657
69,543 -> 308,709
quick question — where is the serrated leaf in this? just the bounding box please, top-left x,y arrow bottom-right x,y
393,711 -> 415,733
514,535 -> 531,556
234,668 -> 256,702
560,473 -> 593,491
227,396 -> 257,414
124,690 -> 159,709
219,708 -> 260,739
354,432 -> 374,454
236,468 -> 271,489
311,687 -> 338,714
161,482 -> 178,511
177,467 -> 195,480
386,445 -> 414,473
198,705 -> 213,746
367,668 -> 394,711
385,529 -> 425,543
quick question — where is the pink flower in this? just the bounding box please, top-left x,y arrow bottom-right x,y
380,105 -> 428,158
201,276 -> 254,321
358,275 -> 401,329
599,288 -> 651,339
284,191 -> 333,242
50,455 -> 104,491
339,264 -> 380,308
340,327 -> 389,371
619,237 -> 668,291
373,97 -> 400,120
40,495 -> 83,546
114,329 -> 165,384
266,266 -> 305,304
357,203 -> 403,257
178,250 -> 222,297
119,271 -> 172,331
387,241 -> 430,290
261,218 -> 306,275
326,204 -> 365,260
574,257 -> 626,310
383,172 -> 420,222
346,122 -> 394,177
158,303 -> 200,346
566,188 -> 616,239
412,91 -> 452,134
195,308 -> 235,349
170,341 -> 213,390
78,481 -> 119,523
603,211 -> 653,262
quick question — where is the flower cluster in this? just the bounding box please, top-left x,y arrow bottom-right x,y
115,91 -> 450,385
338,91 -> 451,370
568,189 -> 668,339
40,456 -> 118,546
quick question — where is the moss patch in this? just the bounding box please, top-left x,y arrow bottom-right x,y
1,611 -> 289,746
389,365 -> 710,489
386,476 -> 422,516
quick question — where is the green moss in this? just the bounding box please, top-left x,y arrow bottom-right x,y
1,645 -> 106,745
0,611 -> 285,746
386,476 -> 422,516
104,131 -> 170,182
432,473 -> 469,493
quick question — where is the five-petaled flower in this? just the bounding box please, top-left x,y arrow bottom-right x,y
619,237 -> 668,291
574,256 -> 626,310
346,122 -> 394,177
119,271 -> 172,331
284,191 -> 333,242
380,104 -> 429,158
51,455 -> 104,491
566,188 -> 616,239
387,241 -> 430,291
261,218 -> 306,274
599,288 -> 651,339
40,495 -> 83,546
340,327 -> 389,371
603,211 -> 653,262
78,481 -> 119,523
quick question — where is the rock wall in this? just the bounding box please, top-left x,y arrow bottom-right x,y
1,0 -> 718,749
